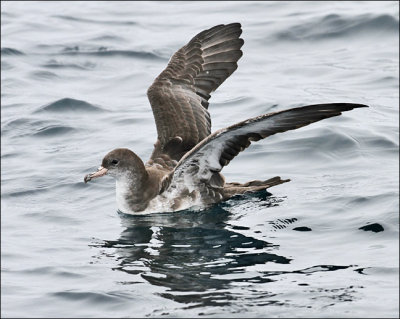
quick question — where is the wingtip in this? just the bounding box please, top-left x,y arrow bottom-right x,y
226,22 -> 242,28
308,102 -> 369,112
344,103 -> 369,112
350,103 -> 369,108
329,103 -> 369,109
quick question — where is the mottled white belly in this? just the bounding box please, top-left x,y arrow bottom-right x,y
144,192 -> 201,214
117,184 -> 202,215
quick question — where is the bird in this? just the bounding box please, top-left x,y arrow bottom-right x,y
84,22 -> 368,214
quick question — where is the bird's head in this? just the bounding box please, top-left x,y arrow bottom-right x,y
84,148 -> 145,183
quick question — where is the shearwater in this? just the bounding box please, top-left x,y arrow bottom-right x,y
84,23 -> 368,214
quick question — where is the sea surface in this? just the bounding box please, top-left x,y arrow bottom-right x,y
1,1 -> 399,318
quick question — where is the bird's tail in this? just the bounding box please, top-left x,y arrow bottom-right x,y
223,176 -> 290,200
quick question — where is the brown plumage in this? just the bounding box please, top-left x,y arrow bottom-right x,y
84,23 -> 368,214
147,23 -> 244,162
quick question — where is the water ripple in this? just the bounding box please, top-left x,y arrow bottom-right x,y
274,13 -> 399,41
59,46 -> 164,60
1,47 -> 24,55
32,125 -> 75,137
36,98 -> 105,113
42,59 -> 96,70
53,14 -> 138,26
29,70 -> 59,80
51,291 -> 126,304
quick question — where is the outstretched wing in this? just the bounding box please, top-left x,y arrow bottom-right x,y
162,103 -> 368,193
147,23 -> 244,166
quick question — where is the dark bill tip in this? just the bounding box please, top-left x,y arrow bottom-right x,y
83,166 -> 108,184
84,174 -> 91,183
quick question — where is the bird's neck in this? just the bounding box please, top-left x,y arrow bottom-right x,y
115,165 -> 152,213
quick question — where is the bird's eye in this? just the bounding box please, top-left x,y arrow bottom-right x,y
111,159 -> 119,165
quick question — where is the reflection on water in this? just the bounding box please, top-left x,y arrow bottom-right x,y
91,193 -> 354,308
92,194 -> 290,305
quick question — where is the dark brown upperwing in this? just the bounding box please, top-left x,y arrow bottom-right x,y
215,103 -> 369,168
164,103 -> 368,192
147,23 -> 244,164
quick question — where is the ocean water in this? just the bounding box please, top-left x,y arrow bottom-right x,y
1,1 -> 399,317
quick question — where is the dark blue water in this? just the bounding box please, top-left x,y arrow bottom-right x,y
1,1 -> 399,317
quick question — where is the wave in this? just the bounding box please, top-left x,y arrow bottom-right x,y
268,127 -> 360,155
1,47 -> 24,55
53,14 -> 137,26
42,59 -> 96,70
1,61 -> 13,70
51,291 -> 129,305
211,96 -> 256,107
18,266 -> 84,278
274,13 -> 399,41
2,118 -> 48,136
90,34 -> 126,42
32,125 -> 76,137
2,188 -> 49,198
36,98 -> 104,113
59,46 -> 164,60
2,117 -> 76,138
362,134 -> 398,150
29,70 -> 59,80
1,11 -> 15,18
0,152 -> 18,159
